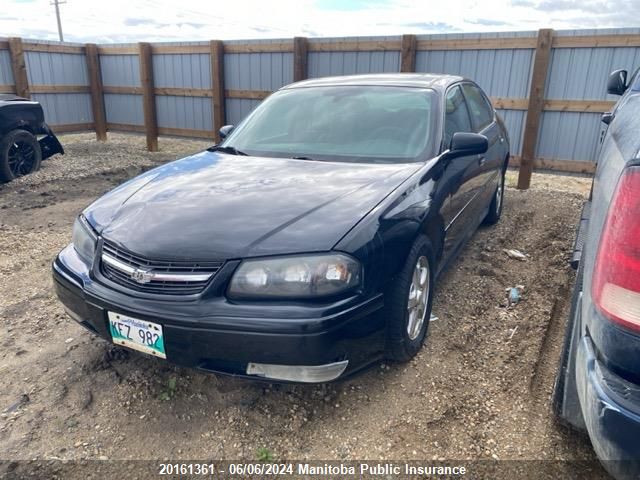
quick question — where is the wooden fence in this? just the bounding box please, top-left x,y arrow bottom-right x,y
1,30 -> 639,188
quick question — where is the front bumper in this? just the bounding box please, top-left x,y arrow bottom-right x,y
52,246 -> 386,383
576,335 -> 640,479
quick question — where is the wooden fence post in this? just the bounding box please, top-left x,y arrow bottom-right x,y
138,42 -> 158,151
400,34 -> 417,73
8,37 -> 30,98
210,40 -> 226,143
517,28 -> 554,190
293,37 -> 308,82
85,43 -> 107,141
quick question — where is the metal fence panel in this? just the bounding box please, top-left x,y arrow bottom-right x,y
32,92 -> 93,124
307,36 -> 401,78
156,95 -> 212,131
153,53 -> 211,88
25,52 -> 89,86
100,54 -> 140,87
498,110 -> 526,156
225,98 -> 260,125
0,50 -> 14,85
536,111 -> 604,161
104,93 -> 144,125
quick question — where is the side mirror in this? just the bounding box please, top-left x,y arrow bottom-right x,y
601,112 -> 615,125
447,132 -> 488,158
219,124 -> 235,140
607,69 -> 628,96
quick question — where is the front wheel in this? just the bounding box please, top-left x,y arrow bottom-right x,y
483,168 -> 506,225
0,129 -> 43,182
385,235 -> 435,362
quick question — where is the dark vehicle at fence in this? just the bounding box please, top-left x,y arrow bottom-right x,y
53,74 -> 510,383
554,67 -> 640,480
0,94 -> 64,182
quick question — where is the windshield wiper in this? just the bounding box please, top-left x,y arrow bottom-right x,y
208,145 -> 248,156
291,156 -> 314,160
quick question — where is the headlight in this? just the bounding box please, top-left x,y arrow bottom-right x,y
228,253 -> 361,299
72,215 -> 97,263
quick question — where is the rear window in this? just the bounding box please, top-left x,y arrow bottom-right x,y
461,84 -> 494,132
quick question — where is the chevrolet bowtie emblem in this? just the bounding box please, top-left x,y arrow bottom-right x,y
130,267 -> 153,284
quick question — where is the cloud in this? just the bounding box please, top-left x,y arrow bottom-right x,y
0,0 -> 638,44
124,18 -> 157,27
465,18 -> 511,26
395,21 -> 460,31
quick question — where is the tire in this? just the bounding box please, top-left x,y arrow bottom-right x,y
385,235 -> 435,362
483,166 -> 506,225
0,129 -> 43,182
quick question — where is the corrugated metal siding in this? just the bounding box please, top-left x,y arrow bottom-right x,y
2,29 -> 638,166
308,36 -> 401,78
415,31 -> 536,157
0,41 -> 92,126
536,27 -> 640,161
24,52 -> 88,85
32,93 -> 93,125
224,52 -> 293,90
156,96 -> 212,131
100,54 -> 140,87
153,54 -> 211,88
536,111 -> 604,161
224,39 -> 293,91
99,52 -> 142,126
225,98 -> 260,125
0,50 -> 13,85
499,110 -> 526,156
104,93 -> 144,125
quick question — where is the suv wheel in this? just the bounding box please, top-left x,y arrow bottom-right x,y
0,129 -> 43,182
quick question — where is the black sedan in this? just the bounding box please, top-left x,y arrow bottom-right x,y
53,74 -> 510,383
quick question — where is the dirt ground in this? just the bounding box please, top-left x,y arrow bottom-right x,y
0,133 -> 607,478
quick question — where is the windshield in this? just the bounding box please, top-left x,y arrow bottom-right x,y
221,86 -> 438,163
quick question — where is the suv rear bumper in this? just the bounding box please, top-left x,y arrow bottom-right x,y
52,248 -> 386,383
576,335 -> 640,479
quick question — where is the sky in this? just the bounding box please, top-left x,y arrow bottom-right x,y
0,0 -> 638,44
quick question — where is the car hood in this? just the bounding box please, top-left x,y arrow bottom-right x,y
85,151 -> 420,260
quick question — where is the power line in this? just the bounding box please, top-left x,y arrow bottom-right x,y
50,0 -> 66,42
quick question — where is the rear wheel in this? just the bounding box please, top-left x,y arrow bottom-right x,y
0,129 -> 42,182
483,166 -> 505,225
385,235 -> 435,362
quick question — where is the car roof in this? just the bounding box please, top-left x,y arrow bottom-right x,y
281,73 -> 467,92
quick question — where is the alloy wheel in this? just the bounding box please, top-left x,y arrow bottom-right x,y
8,141 -> 37,177
406,255 -> 430,340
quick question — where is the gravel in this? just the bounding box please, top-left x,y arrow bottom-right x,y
0,134 -> 607,478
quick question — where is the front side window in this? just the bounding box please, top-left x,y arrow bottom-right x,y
221,86 -> 438,163
461,83 -> 494,132
444,85 -> 473,148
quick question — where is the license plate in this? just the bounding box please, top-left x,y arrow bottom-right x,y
108,312 -> 166,359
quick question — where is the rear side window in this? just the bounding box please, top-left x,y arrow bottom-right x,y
461,84 -> 494,131
444,86 -> 472,147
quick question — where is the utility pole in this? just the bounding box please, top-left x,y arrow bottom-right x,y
51,0 -> 66,42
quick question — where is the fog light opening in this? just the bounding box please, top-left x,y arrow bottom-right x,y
246,360 -> 348,383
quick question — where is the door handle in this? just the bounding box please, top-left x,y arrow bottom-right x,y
478,155 -> 486,165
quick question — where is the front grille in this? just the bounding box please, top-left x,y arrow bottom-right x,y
100,240 -> 224,295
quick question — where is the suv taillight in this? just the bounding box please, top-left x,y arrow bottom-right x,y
592,166 -> 640,333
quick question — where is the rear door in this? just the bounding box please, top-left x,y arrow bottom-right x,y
460,83 -> 503,211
